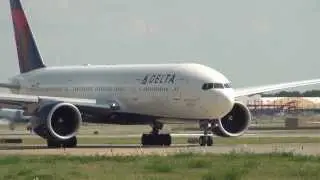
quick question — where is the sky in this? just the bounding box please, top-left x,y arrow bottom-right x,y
0,0 -> 319,91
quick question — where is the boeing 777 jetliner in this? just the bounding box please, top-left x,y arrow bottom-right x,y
0,0 -> 319,148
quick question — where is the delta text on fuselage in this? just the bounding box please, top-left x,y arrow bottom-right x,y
140,73 -> 176,85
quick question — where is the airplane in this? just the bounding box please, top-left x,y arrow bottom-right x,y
0,0 -> 319,148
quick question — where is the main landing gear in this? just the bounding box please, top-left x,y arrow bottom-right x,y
46,137 -> 77,148
141,121 -> 172,146
198,120 -> 214,146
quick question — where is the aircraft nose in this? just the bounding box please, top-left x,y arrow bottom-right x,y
213,89 -> 235,118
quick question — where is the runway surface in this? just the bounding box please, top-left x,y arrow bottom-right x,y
1,129 -> 320,138
0,129 -> 319,156
0,143 -> 319,156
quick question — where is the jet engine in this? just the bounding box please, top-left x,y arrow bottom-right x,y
30,102 -> 82,141
212,101 -> 251,137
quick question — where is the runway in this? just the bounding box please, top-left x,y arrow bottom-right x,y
0,143 -> 319,156
0,130 -> 320,156
0,129 -> 319,156
1,129 -> 320,138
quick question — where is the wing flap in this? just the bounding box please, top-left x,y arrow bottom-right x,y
235,79 -> 320,98
0,93 -> 38,106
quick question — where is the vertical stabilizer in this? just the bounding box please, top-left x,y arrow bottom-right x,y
9,0 -> 45,73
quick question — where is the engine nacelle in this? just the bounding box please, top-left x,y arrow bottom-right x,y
212,101 -> 251,137
30,102 -> 82,141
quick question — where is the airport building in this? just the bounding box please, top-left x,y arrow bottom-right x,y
239,95 -> 320,115
238,95 -> 320,129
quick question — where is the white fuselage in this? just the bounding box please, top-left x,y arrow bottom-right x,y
10,63 -> 235,120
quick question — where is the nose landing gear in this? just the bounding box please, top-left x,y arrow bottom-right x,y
199,120 -> 214,146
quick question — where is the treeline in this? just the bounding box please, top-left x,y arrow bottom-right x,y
261,90 -> 320,97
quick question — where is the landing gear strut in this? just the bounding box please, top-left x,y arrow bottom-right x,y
141,121 -> 171,146
47,136 -> 77,148
199,120 -> 214,146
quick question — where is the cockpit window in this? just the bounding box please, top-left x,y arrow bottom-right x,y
224,83 -> 232,88
213,83 -> 224,89
202,83 -> 225,90
202,83 -> 213,90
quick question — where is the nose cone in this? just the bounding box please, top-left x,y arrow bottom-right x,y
209,89 -> 235,118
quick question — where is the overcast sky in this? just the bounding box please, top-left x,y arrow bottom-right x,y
0,0 -> 319,90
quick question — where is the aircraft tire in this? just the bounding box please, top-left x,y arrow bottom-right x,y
47,139 -> 59,148
46,137 -> 77,148
141,134 -> 171,146
141,134 -> 150,146
62,137 -> 77,148
199,136 -> 206,146
207,136 -> 213,146
199,136 -> 213,146
161,134 -> 172,146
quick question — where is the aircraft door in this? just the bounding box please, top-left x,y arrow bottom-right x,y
172,86 -> 181,101
130,86 -> 139,102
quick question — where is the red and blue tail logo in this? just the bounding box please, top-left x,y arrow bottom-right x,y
9,0 -> 45,73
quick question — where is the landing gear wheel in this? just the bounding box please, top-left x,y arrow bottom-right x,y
199,136 -> 213,146
199,120 -> 214,146
207,136 -> 213,146
46,137 -> 77,148
63,137 -> 77,148
141,121 -> 172,146
162,134 -> 172,146
199,136 -> 206,146
141,134 -> 151,145
141,134 -> 172,146
47,139 -> 59,148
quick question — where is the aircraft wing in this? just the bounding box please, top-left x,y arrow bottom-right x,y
0,83 -> 20,89
0,93 -> 120,113
234,78 -> 320,98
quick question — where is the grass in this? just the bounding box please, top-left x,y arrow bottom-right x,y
0,152 -> 320,180
3,136 -> 320,145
